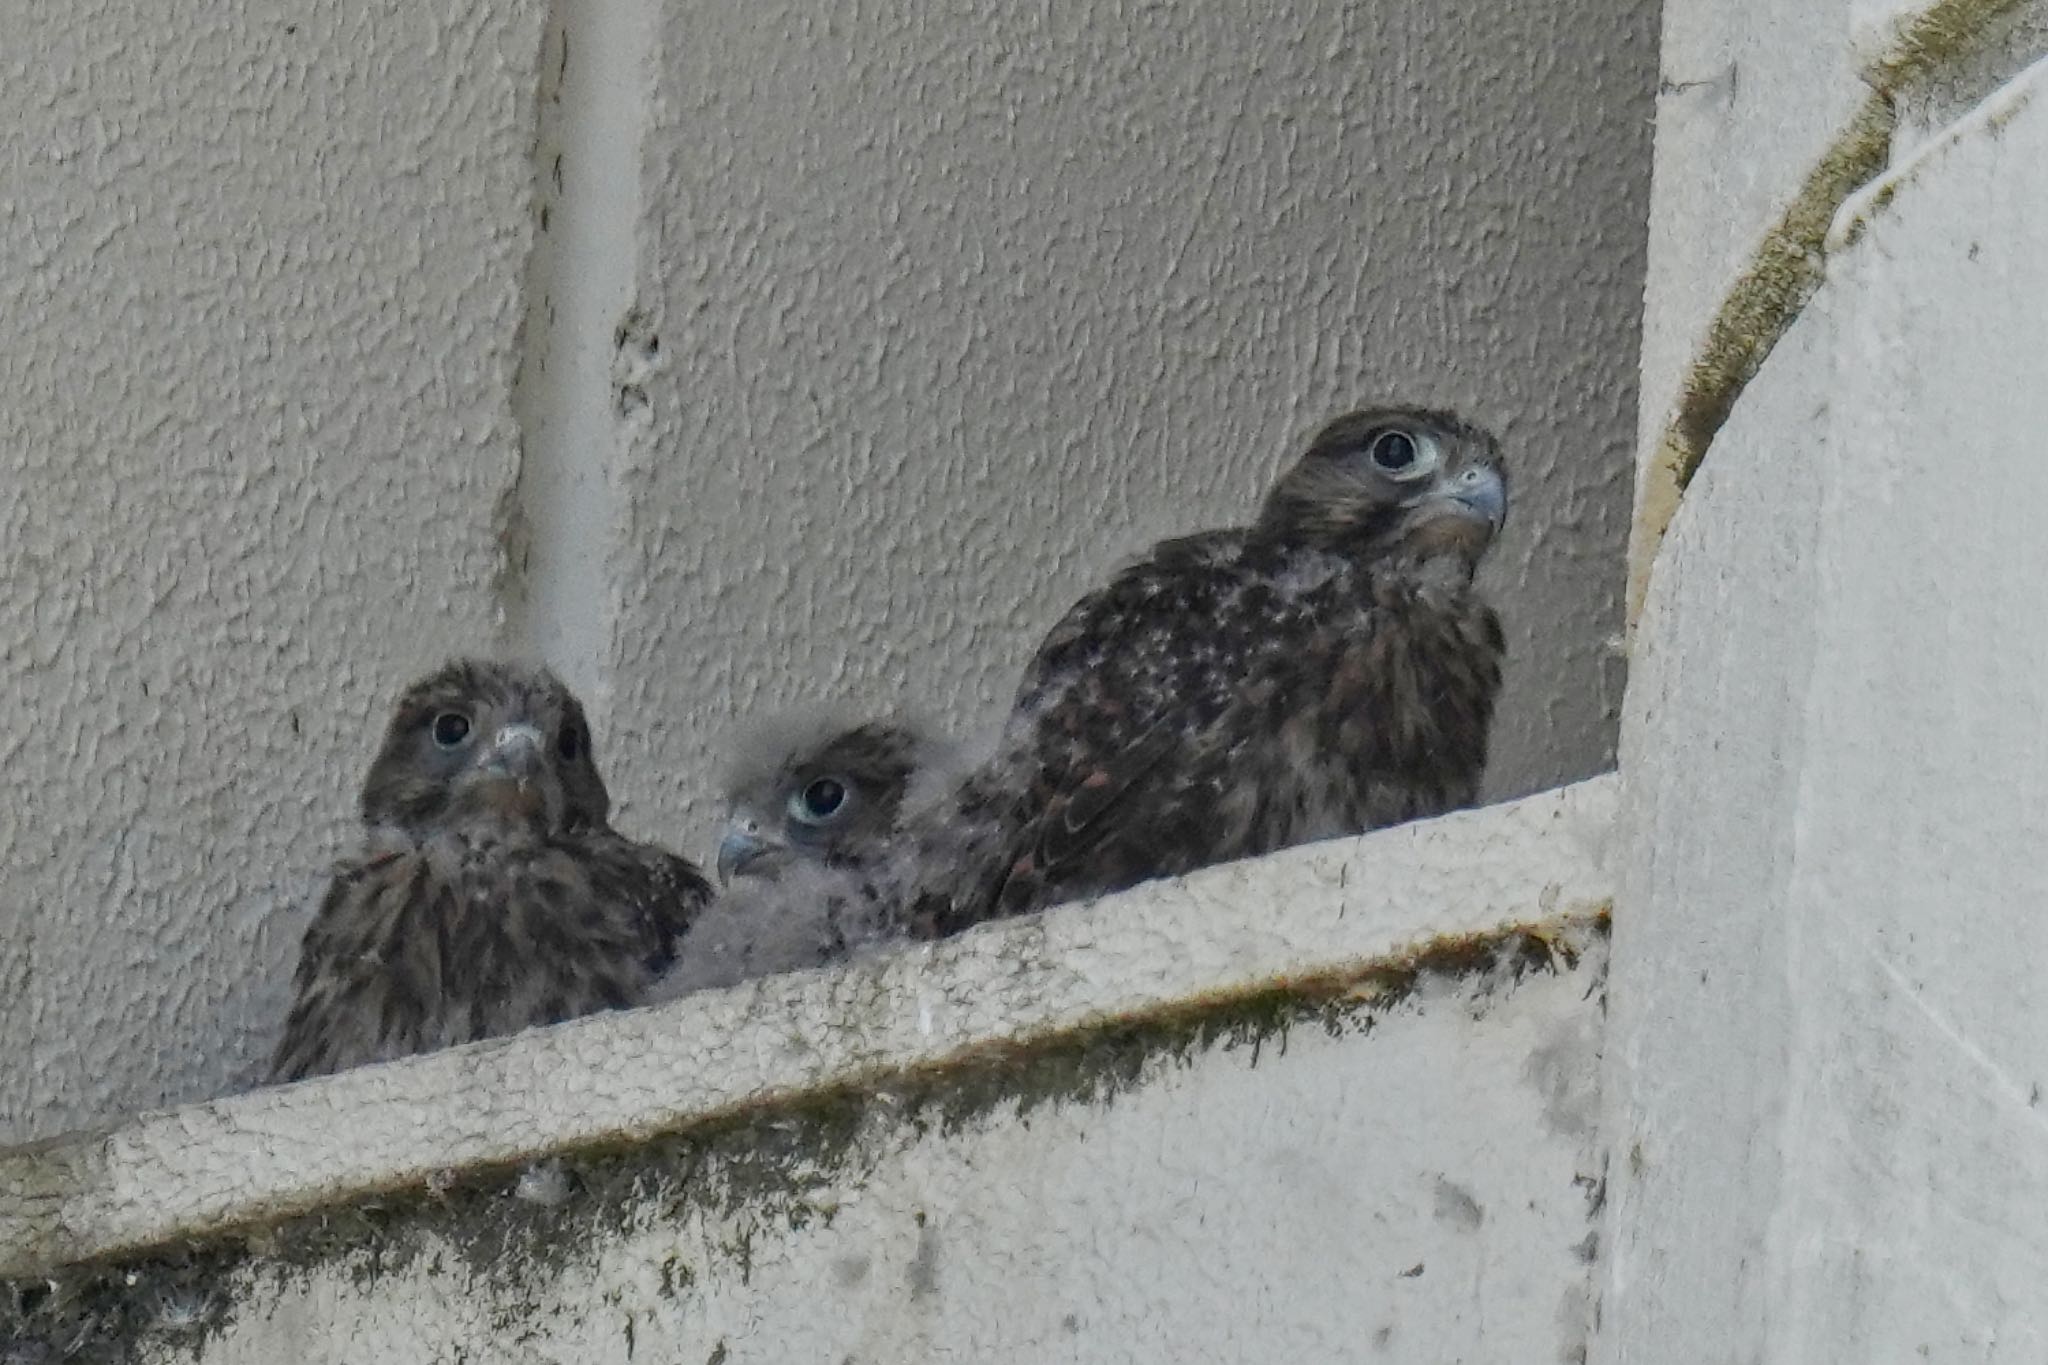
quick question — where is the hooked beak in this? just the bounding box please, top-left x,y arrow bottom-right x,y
480,723 -> 546,780
459,723 -> 550,821
716,827 -> 775,886
1443,463 -> 1507,533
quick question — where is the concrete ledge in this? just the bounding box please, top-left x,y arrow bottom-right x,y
1602,49 -> 2048,1362
1,778 -> 1614,1285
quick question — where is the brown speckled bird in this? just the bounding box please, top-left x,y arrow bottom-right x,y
270,659 -> 711,1082
653,714 -> 954,999
891,404 -> 1509,937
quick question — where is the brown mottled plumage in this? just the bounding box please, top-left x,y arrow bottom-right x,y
270,660 -> 710,1082
892,404 -> 1508,937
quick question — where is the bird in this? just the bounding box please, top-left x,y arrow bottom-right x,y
269,659 -> 712,1082
888,404 -> 1509,938
651,713 -> 957,999
713,712 -> 955,885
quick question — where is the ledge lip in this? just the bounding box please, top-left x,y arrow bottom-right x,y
1828,47 -> 2048,252
0,775 -> 1617,1280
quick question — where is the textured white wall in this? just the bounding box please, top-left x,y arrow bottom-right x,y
1602,5 -> 2048,1359
0,1 -> 547,1143
1,0 -> 1656,1144
598,0 -> 1656,843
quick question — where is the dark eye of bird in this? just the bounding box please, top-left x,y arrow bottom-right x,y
557,721 -> 581,761
1369,430 -> 1417,471
802,777 -> 847,819
430,711 -> 471,748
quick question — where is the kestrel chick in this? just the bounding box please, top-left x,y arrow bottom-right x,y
654,714 -> 954,999
714,713 -> 951,885
896,404 -> 1509,936
270,659 -> 711,1082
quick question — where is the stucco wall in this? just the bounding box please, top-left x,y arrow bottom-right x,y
0,782 -> 1615,1363
1,0 -> 1656,1145
1601,3 -> 2048,1359
601,0 -> 1657,837
0,0 -> 548,1143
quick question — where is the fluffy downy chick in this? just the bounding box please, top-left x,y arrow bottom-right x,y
653,712 -> 958,999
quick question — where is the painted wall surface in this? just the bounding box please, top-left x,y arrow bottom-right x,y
1601,27 -> 2048,1364
599,0 -> 1658,839
2,1 -> 1657,1146
0,1 -> 547,1144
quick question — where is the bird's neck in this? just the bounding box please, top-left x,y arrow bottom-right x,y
375,809 -> 565,851
1246,509 -> 1383,560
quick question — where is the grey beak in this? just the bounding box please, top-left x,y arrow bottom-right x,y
483,723 -> 546,778
717,829 -> 770,886
1447,464 -> 1507,532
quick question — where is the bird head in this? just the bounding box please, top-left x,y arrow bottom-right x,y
716,713 -> 935,886
1255,406 -> 1507,572
358,659 -> 612,835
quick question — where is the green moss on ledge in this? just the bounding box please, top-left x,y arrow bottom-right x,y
1,910 -> 1608,1363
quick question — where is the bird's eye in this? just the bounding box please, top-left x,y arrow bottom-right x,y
789,777 -> 848,825
430,711 -> 472,748
557,721 -> 582,761
1369,430 -> 1418,472
1367,428 -> 1444,480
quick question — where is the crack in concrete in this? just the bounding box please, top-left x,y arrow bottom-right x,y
1850,930 -> 2048,1133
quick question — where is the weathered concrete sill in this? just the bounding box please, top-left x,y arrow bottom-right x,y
0,777 -> 1615,1287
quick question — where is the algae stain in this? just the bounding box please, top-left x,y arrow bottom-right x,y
2,915 -> 1606,1360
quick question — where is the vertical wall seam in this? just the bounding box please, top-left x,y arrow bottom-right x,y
501,0 -> 658,716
